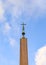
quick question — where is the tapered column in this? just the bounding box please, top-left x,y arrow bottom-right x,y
20,37 -> 28,65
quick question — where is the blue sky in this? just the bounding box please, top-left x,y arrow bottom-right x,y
0,0 -> 46,65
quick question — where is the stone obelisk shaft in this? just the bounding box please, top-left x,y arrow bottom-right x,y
20,37 -> 28,65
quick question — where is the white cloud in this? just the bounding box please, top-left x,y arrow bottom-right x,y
3,0 -> 24,18
0,0 -> 45,22
0,1 -> 5,21
9,38 -> 16,47
31,0 -> 46,15
3,0 -> 46,18
3,22 -> 11,34
35,46 -> 46,65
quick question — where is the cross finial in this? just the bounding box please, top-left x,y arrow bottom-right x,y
21,23 -> 26,37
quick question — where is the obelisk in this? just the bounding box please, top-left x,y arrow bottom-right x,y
20,23 -> 28,65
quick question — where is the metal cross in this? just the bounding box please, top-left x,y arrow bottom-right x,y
21,23 -> 26,31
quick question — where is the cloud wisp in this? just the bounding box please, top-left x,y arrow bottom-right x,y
3,22 -> 11,34
9,38 -> 17,47
3,0 -> 46,18
0,1 -> 5,21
